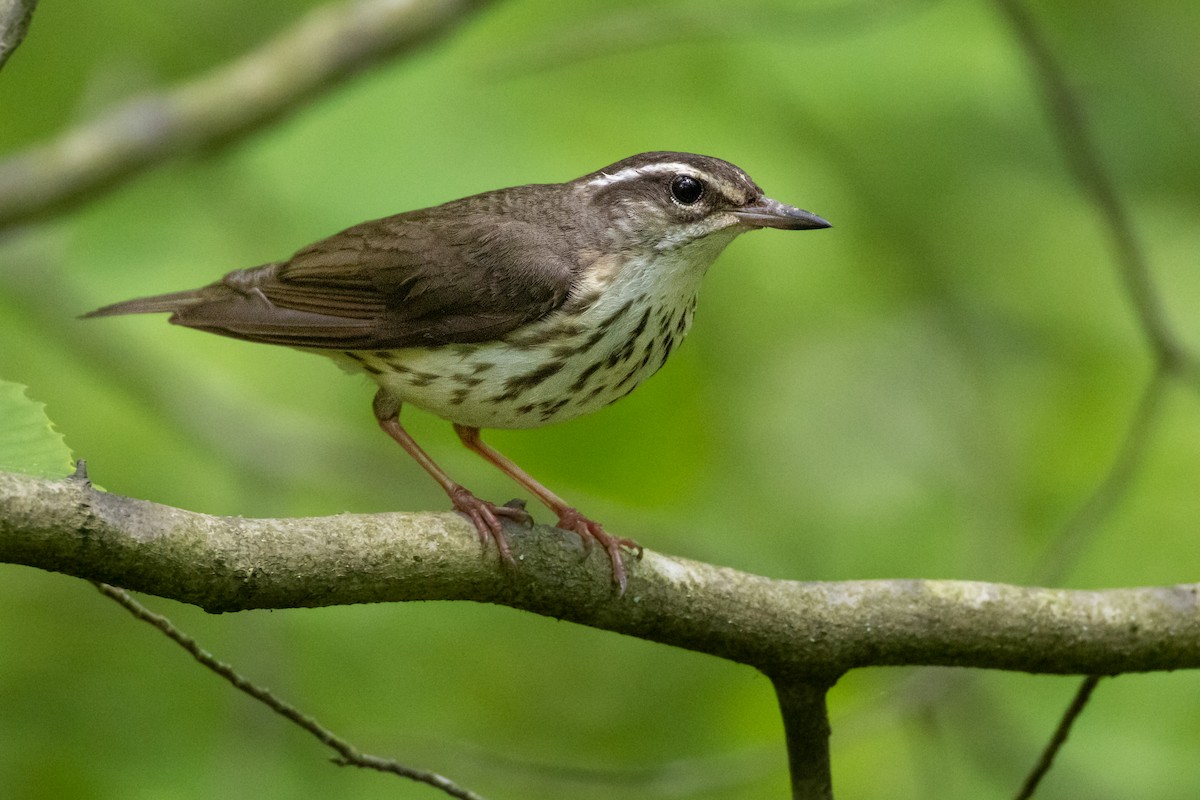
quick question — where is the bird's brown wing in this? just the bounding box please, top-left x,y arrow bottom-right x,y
168,209 -> 577,350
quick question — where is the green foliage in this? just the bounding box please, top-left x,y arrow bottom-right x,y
0,379 -> 73,478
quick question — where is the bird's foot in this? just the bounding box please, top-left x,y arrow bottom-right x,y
448,486 -> 532,564
555,508 -> 643,595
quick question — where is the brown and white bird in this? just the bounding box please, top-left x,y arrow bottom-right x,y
86,152 -> 830,593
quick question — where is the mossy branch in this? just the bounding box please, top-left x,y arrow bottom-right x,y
3,468 -> 1198,680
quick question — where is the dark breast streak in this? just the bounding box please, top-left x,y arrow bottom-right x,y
337,293 -> 695,429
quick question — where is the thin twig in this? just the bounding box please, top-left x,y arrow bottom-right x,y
93,581 -> 489,800
0,0 -> 488,230
1013,675 -> 1103,800
992,0 -> 1183,370
1032,368 -> 1166,586
478,0 -> 936,79
0,0 -> 38,72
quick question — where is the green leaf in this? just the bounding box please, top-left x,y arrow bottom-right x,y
0,379 -> 74,478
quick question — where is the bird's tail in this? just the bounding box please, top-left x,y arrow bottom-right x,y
81,288 -> 210,319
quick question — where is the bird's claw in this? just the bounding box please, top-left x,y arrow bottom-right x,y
449,489 -> 639,594
555,508 -> 642,595
448,486 -> 529,564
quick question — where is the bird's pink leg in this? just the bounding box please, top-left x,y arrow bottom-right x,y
373,391 -> 528,563
453,424 -> 643,594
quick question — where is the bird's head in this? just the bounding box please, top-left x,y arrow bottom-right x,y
574,151 -> 830,254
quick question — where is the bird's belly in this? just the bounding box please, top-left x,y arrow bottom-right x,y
336,298 -> 696,429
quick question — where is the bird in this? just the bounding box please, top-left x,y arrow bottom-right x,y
85,151 -> 830,594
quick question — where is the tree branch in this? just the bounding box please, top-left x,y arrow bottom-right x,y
0,0 -> 489,230
0,0 -> 37,72
4,468 -> 1199,679
774,678 -> 834,800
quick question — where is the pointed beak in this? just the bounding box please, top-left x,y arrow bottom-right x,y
732,196 -> 831,230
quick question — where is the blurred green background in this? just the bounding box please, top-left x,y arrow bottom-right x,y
2,0 -> 1199,797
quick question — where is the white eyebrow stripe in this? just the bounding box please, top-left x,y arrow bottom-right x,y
583,162 -> 697,188
583,162 -> 751,205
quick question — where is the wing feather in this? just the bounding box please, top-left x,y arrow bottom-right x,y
159,191 -> 579,350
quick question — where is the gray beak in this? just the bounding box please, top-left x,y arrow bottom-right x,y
732,196 -> 831,230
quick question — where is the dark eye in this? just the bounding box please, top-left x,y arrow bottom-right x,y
670,174 -> 704,205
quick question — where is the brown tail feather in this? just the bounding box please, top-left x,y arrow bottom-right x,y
81,289 -> 211,319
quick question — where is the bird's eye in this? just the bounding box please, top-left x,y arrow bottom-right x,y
670,175 -> 704,205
